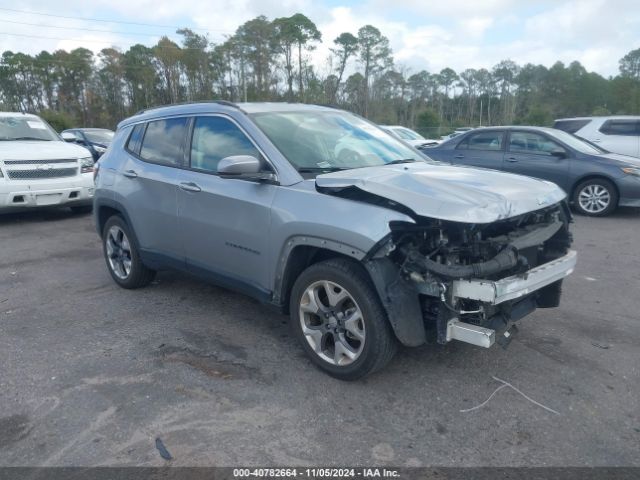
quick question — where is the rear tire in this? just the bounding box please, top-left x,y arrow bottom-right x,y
102,215 -> 155,289
289,258 -> 397,380
572,178 -> 617,216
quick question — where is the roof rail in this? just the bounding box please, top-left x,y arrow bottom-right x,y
134,100 -> 242,116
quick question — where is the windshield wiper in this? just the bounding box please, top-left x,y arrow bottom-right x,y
385,159 -> 417,165
6,137 -> 52,141
298,167 -> 348,173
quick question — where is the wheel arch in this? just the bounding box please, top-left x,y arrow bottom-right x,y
274,237 -> 368,314
95,198 -> 142,246
570,174 -> 620,206
274,237 -> 427,348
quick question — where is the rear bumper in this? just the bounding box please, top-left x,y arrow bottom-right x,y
0,175 -> 94,211
451,250 -> 577,305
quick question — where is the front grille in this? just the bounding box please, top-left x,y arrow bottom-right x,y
4,159 -> 76,165
6,168 -> 78,180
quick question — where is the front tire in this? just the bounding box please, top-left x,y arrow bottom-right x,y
573,178 -> 618,216
289,258 -> 397,380
102,215 -> 155,289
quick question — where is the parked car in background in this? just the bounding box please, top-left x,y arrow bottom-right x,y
61,128 -> 114,161
425,126 -> 640,216
0,112 -> 95,213
554,116 -> 640,158
380,125 -> 441,148
440,127 -> 475,141
94,102 -> 575,380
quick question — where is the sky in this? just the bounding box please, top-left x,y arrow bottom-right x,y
0,0 -> 639,78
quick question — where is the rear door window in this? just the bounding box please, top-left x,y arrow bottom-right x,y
599,120 -> 640,136
458,131 -> 504,151
509,131 -> 566,156
139,117 -> 189,166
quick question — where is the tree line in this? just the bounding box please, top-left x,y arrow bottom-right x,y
1,12 -> 639,135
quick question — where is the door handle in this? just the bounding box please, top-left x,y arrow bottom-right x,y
179,182 -> 202,193
122,169 -> 138,178
506,157 -> 519,163
454,154 -> 465,159
592,139 -> 601,143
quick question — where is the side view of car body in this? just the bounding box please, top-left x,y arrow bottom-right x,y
380,125 -> 441,148
554,116 -> 640,158
61,128 -> 115,161
425,126 -> 640,216
95,102 -> 576,380
0,112 -> 95,213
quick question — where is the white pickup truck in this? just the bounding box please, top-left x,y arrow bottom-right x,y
0,112 -> 95,213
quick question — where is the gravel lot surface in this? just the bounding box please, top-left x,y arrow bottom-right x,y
0,208 -> 639,466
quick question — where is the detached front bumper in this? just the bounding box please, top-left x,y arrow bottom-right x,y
451,250 -> 577,305
445,250 -> 577,348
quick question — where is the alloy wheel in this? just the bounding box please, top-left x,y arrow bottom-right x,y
298,280 -> 365,366
578,184 -> 611,214
105,225 -> 132,280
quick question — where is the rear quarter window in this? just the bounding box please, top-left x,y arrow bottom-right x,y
125,124 -> 146,155
553,119 -> 591,134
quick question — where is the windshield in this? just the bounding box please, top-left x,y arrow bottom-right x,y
0,116 -> 59,141
549,129 -> 606,154
84,129 -> 114,144
395,127 -> 424,141
251,111 -> 424,172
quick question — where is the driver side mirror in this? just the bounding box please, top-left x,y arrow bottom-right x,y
217,155 -> 277,184
61,132 -> 77,143
550,148 -> 567,159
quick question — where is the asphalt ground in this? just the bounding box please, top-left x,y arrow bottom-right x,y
0,207 -> 639,467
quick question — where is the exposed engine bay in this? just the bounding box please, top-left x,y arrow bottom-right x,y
363,201 -> 575,348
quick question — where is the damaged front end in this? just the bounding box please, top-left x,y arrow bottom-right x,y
364,202 -> 576,348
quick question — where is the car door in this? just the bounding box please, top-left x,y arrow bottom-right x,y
117,117 -> 188,265
593,119 -> 640,157
450,130 -> 506,170
176,115 -> 277,297
502,130 -> 570,191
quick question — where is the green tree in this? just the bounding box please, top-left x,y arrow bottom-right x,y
619,47 -> 640,80
177,28 -> 212,101
234,16 -> 278,99
123,44 -> 159,112
330,32 -> 359,104
357,25 -> 392,117
153,37 -> 183,104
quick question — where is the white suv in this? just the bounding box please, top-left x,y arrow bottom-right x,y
1,112 -> 95,213
554,116 -> 640,158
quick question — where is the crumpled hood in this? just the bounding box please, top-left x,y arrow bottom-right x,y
315,162 -> 567,223
0,141 -> 91,160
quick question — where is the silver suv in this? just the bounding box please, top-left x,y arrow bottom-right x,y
95,102 -> 576,380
